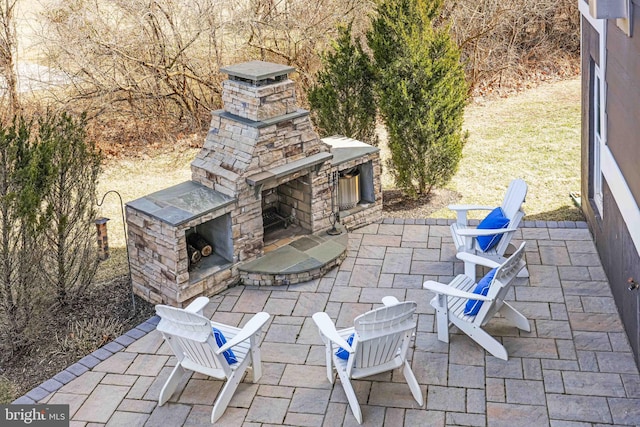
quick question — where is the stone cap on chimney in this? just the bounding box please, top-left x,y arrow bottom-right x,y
220,60 -> 295,86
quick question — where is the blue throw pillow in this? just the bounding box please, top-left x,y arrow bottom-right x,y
476,207 -> 510,251
213,328 -> 238,365
335,333 -> 355,360
464,268 -> 498,316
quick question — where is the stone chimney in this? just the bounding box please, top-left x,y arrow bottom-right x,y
191,60 -> 331,200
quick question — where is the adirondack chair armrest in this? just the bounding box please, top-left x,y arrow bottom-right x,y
184,297 -> 210,315
456,252 -> 502,269
448,204 -> 495,212
381,296 -> 401,306
216,312 -> 270,353
456,227 -> 517,237
448,204 -> 496,225
312,312 -> 353,352
423,280 -> 492,301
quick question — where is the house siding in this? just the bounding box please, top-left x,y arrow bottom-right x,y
581,11 -> 640,364
606,9 -> 640,202
598,182 -> 640,362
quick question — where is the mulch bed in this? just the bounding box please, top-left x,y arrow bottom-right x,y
1,276 -> 155,401
382,188 -> 462,218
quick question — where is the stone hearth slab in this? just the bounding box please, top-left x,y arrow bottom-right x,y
240,245 -> 308,273
283,258 -> 324,273
289,237 -> 320,251
306,238 -> 348,264
323,135 -> 380,166
238,231 -> 348,284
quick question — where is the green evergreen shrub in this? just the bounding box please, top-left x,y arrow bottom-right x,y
39,113 -> 102,305
368,0 -> 468,196
308,23 -> 378,146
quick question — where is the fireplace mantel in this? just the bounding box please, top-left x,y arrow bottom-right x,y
245,151 -> 333,195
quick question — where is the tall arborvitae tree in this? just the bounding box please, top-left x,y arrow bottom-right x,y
368,0 -> 442,71
0,118 -> 52,354
308,23 -> 378,146
39,113 -> 102,306
368,0 -> 468,197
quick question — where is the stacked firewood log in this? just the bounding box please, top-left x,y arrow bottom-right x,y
187,233 -> 213,268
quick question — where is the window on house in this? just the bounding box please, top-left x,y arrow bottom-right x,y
592,64 -> 604,216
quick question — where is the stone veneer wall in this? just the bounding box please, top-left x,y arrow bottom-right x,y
191,110 -> 327,198
127,204 -> 236,307
310,162 -> 335,232
221,79 -> 297,121
336,152 -> 383,231
241,250 -> 348,286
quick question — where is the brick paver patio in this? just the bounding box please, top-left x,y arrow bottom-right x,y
15,219 -> 640,426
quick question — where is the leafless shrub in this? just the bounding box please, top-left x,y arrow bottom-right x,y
0,0 -> 20,119
33,0 -> 578,148
40,0 -> 228,130
36,0 -> 374,144
441,0 -> 579,94
232,0 -> 374,103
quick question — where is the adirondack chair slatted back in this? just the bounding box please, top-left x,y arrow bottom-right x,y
156,305 -> 229,375
491,209 -> 524,256
500,179 -> 527,220
352,302 -> 417,369
475,242 -> 527,326
490,179 -> 527,256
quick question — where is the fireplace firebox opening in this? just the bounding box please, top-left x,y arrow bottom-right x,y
261,174 -> 312,245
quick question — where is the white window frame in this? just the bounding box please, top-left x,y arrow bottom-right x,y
593,65 -> 604,215
580,0 -> 607,218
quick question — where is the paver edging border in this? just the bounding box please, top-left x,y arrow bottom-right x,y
381,217 -> 588,229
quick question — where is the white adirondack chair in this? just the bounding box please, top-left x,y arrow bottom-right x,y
312,298 -> 423,424
423,242 -> 529,361
449,178 -> 528,281
155,297 -> 270,423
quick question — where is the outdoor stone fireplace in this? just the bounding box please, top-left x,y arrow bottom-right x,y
126,61 -> 382,307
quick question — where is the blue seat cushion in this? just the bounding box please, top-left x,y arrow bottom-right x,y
464,268 -> 498,316
335,333 -> 355,360
213,328 -> 238,365
476,207 -> 510,251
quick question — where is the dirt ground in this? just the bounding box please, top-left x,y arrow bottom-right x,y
1,276 -> 155,402
382,188 -> 463,218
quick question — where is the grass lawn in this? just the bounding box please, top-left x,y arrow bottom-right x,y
428,78 -> 582,221
96,77 -> 582,279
